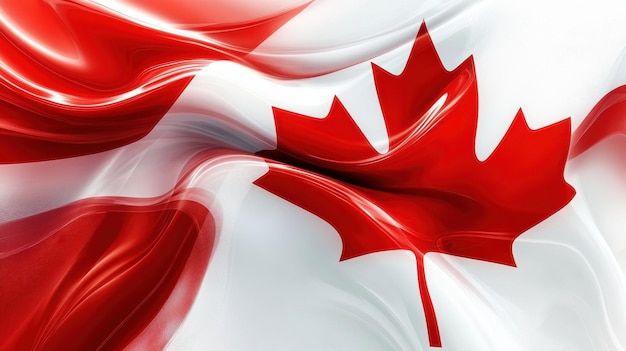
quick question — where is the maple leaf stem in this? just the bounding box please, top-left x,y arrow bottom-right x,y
417,260 -> 441,347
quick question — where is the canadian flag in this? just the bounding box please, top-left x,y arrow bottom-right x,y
1,1 -> 626,350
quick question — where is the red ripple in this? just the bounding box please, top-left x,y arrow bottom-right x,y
0,0 -> 308,163
0,194 -> 214,350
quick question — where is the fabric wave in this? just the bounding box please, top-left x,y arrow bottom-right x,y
1,1 -> 626,350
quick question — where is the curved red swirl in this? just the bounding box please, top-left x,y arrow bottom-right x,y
0,192 -> 214,351
0,0 -> 308,163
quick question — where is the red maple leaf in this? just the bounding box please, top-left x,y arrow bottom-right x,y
255,23 -> 575,347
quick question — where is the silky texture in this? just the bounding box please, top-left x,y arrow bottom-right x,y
0,195 -> 213,351
0,0 -> 309,162
1,1 -> 626,350
256,24 -> 574,346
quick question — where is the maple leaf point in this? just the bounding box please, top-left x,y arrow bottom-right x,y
255,22 -> 575,347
